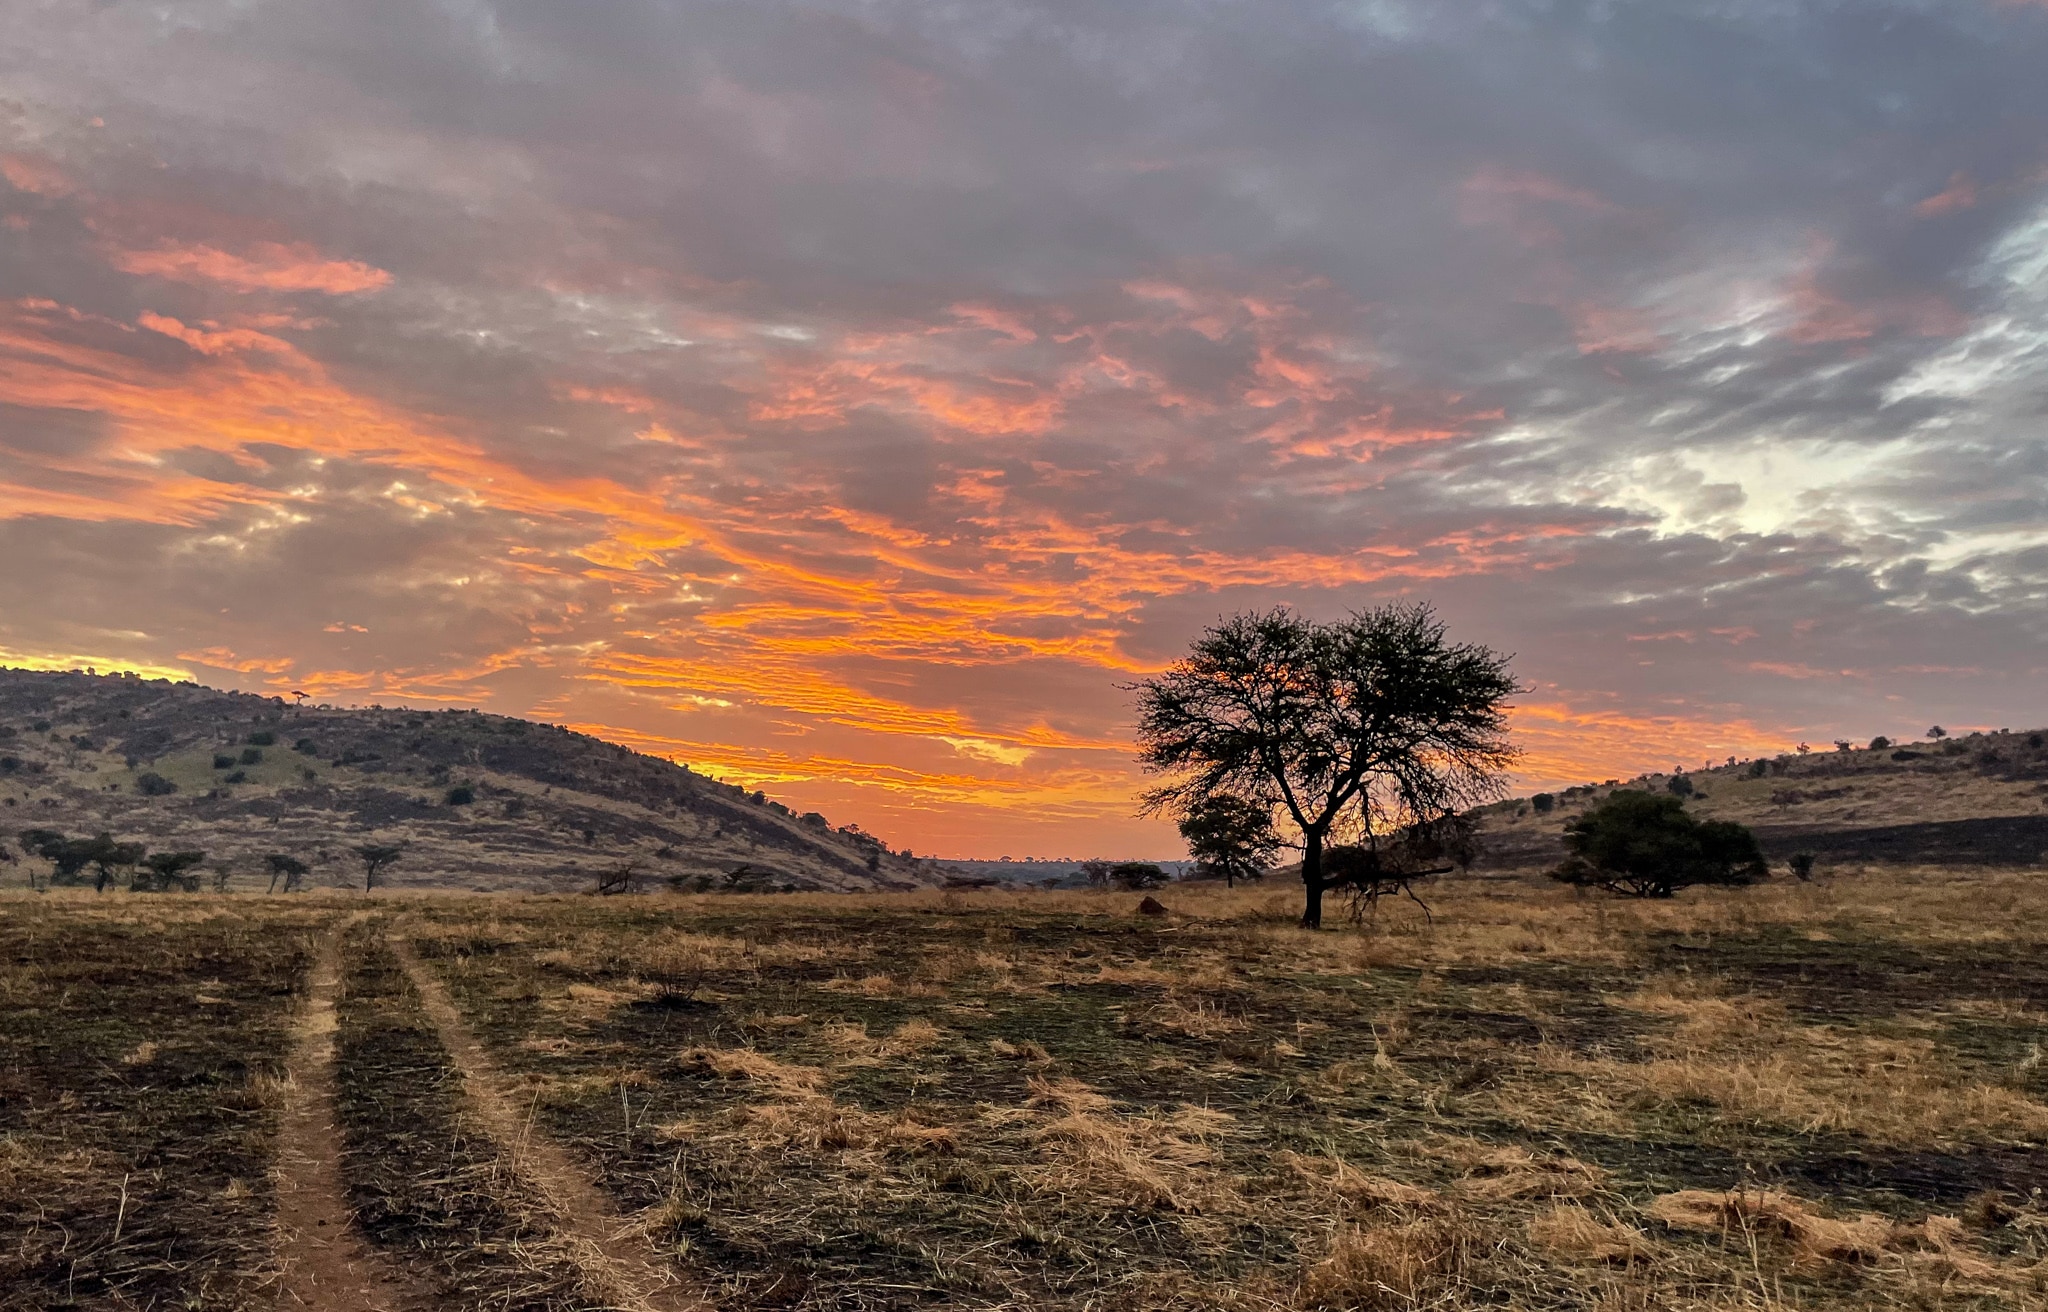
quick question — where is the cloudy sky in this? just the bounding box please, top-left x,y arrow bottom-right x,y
2,1 -> 2044,856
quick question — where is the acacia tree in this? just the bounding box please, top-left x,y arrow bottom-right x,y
355,843 -> 404,891
1131,604 -> 1519,928
1177,793 -> 1281,886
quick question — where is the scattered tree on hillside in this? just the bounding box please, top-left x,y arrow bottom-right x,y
1928,726 -> 1946,740
1833,740 -> 1852,753
1177,793 -> 1280,886
266,853 -> 310,893
1530,792 -> 1555,814
1131,603 -> 1518,928
1868,736 -> 1891,751
138,850 -> 206,892
1549,791 -> 1768,898
1666,774 -> 1694,799
355,843 -> 404,891
135,771 -> 177,796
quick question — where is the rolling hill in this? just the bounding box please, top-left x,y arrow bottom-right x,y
0,667 -> 941,893
1475,728 -> 2048,872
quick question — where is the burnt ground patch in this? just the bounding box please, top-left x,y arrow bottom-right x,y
332,928 -> 601,1311
1644,927 -> 2048,1019
0,906 -> 313,1312
1755,815 -> 2048,866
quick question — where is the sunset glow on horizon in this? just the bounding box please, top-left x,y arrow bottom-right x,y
3,2 -> 2044,857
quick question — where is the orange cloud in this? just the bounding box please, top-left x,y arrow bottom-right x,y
111,240 -> 392,294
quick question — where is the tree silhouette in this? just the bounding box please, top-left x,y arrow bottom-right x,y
355,843 -> 404,891
1131,603 -> 1517,928
265,853 -> 310,893
139,851 -> 206,892
1177,793 -> 1280,886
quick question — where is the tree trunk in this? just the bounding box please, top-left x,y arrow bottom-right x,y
1300,827 -> 1326,930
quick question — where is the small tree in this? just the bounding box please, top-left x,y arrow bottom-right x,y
135,771 -> 177,797
445,784 -> 475,806
1867,736 -> 1891,751
1928,726 -> 1946,741
1132,603 -> 1518,928
1549,792 -> 1767,898
265,853 -> 310,893
355,843 -> 404,891
1530,792 -> 1555,814
1110,861 -> 1169,890
1177,793 -> 1280,886
1666,774 -> 1694,799
84,834 -> 146,893
1079,860 -> 1115,888
138,851 -> 206,892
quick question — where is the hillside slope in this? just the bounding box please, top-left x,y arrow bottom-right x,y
0,668 -> 940,893
1476,729 -> 2048,872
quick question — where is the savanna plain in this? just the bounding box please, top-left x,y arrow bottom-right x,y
3,868 -> 2045,1312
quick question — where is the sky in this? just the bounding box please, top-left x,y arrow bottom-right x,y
1,1 -> 2045,858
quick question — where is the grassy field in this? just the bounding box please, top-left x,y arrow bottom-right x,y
2,869 -> 2045,1310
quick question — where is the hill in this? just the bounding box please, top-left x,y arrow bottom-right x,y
1475,728 -> 2048,872
0,667 -> 941,893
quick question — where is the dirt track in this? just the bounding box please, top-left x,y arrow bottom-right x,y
272,926 -> 415,1312
388,934 -> 711,1312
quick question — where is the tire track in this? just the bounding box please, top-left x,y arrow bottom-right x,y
387,935 -> 713,1312
273,924 -> 416,1312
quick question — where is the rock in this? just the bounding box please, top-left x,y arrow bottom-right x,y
1137,895 -> 1169,916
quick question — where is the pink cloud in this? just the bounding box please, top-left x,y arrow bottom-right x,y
112,240 -> 392,295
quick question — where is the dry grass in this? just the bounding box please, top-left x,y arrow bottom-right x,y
10,864 -> 2048,1310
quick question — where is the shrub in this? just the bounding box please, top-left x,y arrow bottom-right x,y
225,770 -> 247,784
1867,735 -> 1891,751
1530,792 -> 1555,814
293,738 -> 318,755
134,772 -> 177,797
1746,759 -> 1770,778
1788,852 -> 1816,882
1666,774 -> 1693,798
445,785 -> 475,806
213,754 -> 236,770
238,747 -> 263,766
1549,791 -> 1768,898
247,730 -> 276,746
1110,861 -> 1169,890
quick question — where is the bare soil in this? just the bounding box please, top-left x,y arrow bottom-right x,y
271,925 -> 416,1312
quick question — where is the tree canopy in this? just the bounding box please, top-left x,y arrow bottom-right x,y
1548,790 -> 1768,898
1131,603 -> 1518,927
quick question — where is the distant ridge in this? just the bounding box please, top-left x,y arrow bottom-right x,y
0,667 -> 941,893
1474,729 -> 2048,872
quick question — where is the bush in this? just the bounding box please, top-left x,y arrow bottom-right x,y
1788,852 -> 1816,882
1530,792 -> 1555,814
1110,861 -> 1170,890
1867,736 -> 1891,751
247,730 -> 276,746
293,738 -> 318,755
1746,759 -> 1770,778
213,754 -> 236,770
1666,774 -> 1693,798
445,785 -> 475,806
238,747 -> 263,766
135,771 -> 177,797
1549,791 -> 1768,898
